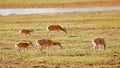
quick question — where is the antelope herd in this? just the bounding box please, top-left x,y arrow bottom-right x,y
15,25 -> 106,54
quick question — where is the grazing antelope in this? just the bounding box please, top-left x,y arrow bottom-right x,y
15,41 -> 33,52
92,38 -> 106,54
46,25 -> 67,36
19,29 -> 33,37
36,39 -> 62,52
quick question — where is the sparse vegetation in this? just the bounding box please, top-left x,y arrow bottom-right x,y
0,9 -> 120,67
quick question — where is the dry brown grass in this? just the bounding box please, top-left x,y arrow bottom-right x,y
0,0 -> 120,8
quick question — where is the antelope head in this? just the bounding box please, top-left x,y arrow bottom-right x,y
53,42 -> 62,49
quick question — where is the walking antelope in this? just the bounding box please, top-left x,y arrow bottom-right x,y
92,38 -> 106,53
36,39 -> 62,52
15,41 -> 33,52
19,29 -> 33,37
46,25 -> 67,36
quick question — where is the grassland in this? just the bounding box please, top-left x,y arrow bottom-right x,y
0,0 -> 120,8
0,9 -> 120,68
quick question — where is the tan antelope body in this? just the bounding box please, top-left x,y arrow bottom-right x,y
19,29 -> 33,37
15,41 -> 33,51
36,39 -> 62,52
46,25 -> 67,36
92,38 -> 106,53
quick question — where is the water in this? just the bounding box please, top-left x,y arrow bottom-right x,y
0,6 -> 120,16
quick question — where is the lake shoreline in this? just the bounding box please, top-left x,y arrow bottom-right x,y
0,6 -> 120,16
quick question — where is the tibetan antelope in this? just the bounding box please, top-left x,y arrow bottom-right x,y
46,25 -> 67,36
92,38 -> 106,54
15,41 -> 33,52
36,39 -> 62,52
19,29 -> 33,37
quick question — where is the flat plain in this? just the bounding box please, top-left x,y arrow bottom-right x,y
0,9 -> 120,68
